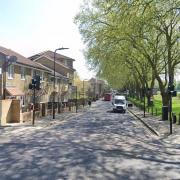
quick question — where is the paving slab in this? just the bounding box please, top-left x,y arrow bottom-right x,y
128,106 -> 180,144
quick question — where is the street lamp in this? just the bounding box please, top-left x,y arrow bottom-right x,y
83,79 -> 88,107
143,87 -> 146,117
93,79 -> 96,101
53,47 -> 69,119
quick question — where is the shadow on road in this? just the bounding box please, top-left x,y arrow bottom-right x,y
0,100 -> 180,179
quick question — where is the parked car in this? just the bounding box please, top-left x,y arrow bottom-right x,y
112,95 -> 127,113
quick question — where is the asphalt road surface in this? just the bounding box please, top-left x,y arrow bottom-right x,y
0,100 -> 180,180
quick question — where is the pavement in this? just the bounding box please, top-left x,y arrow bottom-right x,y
0,105 -> 89,133
128,106 -> 180,146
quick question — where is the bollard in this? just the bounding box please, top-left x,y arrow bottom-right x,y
162,106 -> 168,120
69,102 -> 71,111
172,113 -> 176,124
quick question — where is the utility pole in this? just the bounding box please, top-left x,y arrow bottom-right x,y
168,83 -> 175,134
143,88 -> 146,118
76,86 -> 78,113
53,47 -> 69,119
32,85 -> 36,126
83,80 -> 85,107
29,75 -> 41,126
169,93 -> 172,134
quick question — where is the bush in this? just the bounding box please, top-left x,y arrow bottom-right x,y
129,97 -> 144,109
177,93 -> 180,99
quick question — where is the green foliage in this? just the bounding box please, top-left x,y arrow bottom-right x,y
75,0 -> 180,98
129,94 -> 180,117
176,81 -> 180,91
177,93 -> 180,99
128,97 -> 144,110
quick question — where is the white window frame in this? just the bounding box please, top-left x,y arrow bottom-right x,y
32,69 -> 35,78
8,64 -> 14,79
40,71 -> 44,82
21,67 -> 25,80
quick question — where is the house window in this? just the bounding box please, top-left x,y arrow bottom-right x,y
21,67 -> 25,80
8,64 -> 14,79
40,71 -> 44,82
32,69 -> 34,77
67,60 -> 72,68
32,69 -> 36,78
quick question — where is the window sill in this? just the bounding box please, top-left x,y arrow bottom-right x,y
8,77 -> 13,80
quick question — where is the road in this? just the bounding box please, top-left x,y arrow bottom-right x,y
0,100 -> 180,180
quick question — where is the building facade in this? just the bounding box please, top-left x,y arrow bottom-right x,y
29,50 -> 75,102
0,46 -> 76,125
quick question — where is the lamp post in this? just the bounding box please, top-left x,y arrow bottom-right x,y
93,80 -> 96,101
143,87 -> 146,117
75,86 -> 78,113
83,79 -> 88,107
53,47 -> 69,119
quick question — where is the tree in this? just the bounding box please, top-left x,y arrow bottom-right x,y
75,0 -> 180,107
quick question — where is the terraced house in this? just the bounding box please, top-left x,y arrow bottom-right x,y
29,50 -> 75,103
0,46 -> 75,125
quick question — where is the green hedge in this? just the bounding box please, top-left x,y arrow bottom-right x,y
128,97 -> 161,116
128,97 -> 144,110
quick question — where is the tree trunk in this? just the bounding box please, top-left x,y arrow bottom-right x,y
161,91 -> 169,106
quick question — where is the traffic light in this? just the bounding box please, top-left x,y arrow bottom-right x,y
29,75 -> 41,90
35,75 -> 41,90
172,91 -> 177,97
168,84 -> 177,97
168,84 -> 175,91
32,78 -> 36,86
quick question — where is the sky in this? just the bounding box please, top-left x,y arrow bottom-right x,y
0,0 -> 95,80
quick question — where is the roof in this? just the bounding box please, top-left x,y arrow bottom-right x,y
114,95 -> 126,100
29,50 -> 75,62
30,54 -> 75,73
6,87 -> 24,96
36,62 -> 69,80
29,50 -> 75,71
26,88 -> 48,97
0,46 -> 50,72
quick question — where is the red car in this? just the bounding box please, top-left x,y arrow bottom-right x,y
104,93 -> 112,101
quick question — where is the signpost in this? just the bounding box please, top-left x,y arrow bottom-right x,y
168,84 -> 177,134
71,86 -> 78,113
29,75 -> 41,125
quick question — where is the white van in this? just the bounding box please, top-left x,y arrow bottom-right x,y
112,95 -> 127,113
